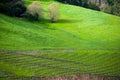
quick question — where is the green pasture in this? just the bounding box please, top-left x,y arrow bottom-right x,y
0,0 -> 120,50
0,0 -> 120,79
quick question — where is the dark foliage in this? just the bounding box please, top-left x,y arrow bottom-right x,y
57,0 -> 100,11
88,2 -> 100,11
0,0 -> 26,17
107,0 -> 120,16
23,13 -> 39,21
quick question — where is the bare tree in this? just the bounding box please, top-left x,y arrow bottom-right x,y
48,3 -> 59,23
26,1 -> 43,20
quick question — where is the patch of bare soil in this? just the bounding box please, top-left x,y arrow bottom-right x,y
40,74 -> 120,80
1,74 -> 119,80
0,49 -> 75,55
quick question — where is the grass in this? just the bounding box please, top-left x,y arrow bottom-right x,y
0,0 -> 120,79
0,50 -> 120,78
0,0 -> 120,50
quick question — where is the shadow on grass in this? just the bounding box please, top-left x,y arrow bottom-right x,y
38,19 -> 81,23
56,19 -> 81,23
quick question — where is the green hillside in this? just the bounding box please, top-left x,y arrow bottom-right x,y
0,0 -> 120,50
0,0 -> 120,79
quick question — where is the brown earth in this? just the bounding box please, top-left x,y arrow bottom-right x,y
1,74 -> 119,80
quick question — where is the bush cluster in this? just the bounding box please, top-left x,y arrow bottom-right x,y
25,1 -> 59,22
0,1 -> 60,22
106,0 -> 120,16
0,0 -> 26,17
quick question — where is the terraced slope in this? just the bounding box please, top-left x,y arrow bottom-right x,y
0,50 -> 120,78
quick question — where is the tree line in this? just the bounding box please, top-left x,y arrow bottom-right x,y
106,0 -> 120,16
57,0 -> 120,16
57,0 -> 101,11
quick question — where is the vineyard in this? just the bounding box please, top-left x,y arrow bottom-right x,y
0,50 -> 120,79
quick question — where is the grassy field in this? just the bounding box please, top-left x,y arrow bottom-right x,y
0,0 -> 120,79
0,50 -> 120,78
0,0 -> 120,50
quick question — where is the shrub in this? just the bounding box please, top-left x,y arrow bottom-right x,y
10,1 -> 26,17
48,3 -> 59,23
111,3 -> 120,16
0,0 -> 26,17
106,0 -> 120,16
25,1 -> 43,21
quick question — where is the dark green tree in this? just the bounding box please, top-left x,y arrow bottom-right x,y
0,0 -> 26,17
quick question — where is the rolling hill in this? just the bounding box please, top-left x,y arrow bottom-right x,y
0,0 -> 120,50
0,0 -> 120,79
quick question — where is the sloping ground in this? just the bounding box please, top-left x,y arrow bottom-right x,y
0,0 -> 120,79
0,0 -> 120,50
0,50 -> 120,77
